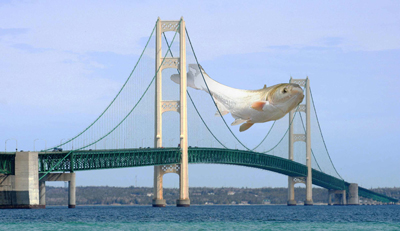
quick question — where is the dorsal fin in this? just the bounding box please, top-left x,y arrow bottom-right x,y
263,84 -> 267,89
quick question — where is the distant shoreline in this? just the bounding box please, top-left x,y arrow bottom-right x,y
44,186 -> 400,206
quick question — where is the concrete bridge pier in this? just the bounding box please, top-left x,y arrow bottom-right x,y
347,183 -> 359,205
287,177 -> 297,206
152,164 -> 187,207
287,176 -> 313,206
328,189 -> 347,205
39,180 -> 45,207
0,152 -> 42,209
152,166 -> 166,207
328,189 -> 334,205
39,172 -> 76,208
68,173 -> 76,208
0,152 -> 76,209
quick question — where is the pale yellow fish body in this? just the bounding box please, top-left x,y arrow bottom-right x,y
171,64 -> 304,131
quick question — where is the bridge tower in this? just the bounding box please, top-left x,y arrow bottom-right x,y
152,17 -> 190,207
287,78 -> 313,206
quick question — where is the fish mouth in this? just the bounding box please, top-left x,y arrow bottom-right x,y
290,86 -> 304,102
291,86 -> 303,95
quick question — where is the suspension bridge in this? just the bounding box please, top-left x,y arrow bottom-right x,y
0,18 -> 397,208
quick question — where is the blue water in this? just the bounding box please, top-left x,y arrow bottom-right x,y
0,205 -> 399,230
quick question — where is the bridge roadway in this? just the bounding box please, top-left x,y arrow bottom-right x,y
0,147 -> 397,203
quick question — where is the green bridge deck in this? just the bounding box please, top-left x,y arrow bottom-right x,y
0,147 -> 397,203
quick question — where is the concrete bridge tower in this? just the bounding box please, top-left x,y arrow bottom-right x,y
152,17 -> 190,207
287,78 -> 313,206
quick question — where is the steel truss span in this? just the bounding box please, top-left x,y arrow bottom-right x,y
27,147 -> 396,203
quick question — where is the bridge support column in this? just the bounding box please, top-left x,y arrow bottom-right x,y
152,17 -> 166,208
328,189 -> 334,205
0,152 -> 43,209
288,78 -> 313,206
329,189 -> 347,205
177,18 -> 190,208
304,78 -> 313,206
304,178 -> 313,205
68,172 -> 76,208
39,173 -> 75,208
0,175 -> 14,207
337,190 -> 347,205
152,166 -> 166,207
39,180 -> 45,207
287,177 -> 296,206
348,183 -> 359,205
287,103 -> 296,206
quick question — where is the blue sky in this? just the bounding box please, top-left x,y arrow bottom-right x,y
0,0 -> 399,189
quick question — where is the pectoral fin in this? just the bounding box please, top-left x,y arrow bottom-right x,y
239,122 -> 254,132
251,101 -> 269,111
215,110 -> 229,116
231,118 -> 246,126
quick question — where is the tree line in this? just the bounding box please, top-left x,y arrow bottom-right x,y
45,186 -> 400,205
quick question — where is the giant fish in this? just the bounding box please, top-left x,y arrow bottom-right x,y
171,64 -> 304,132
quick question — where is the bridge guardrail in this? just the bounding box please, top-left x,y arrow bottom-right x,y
0,153 -> 15,175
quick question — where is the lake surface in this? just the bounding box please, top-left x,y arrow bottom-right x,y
0,205 -> 399,230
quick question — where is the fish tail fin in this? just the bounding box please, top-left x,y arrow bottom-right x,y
170,64 -> 209,91
170,73 -> 181,85
190,64 -> 209,91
